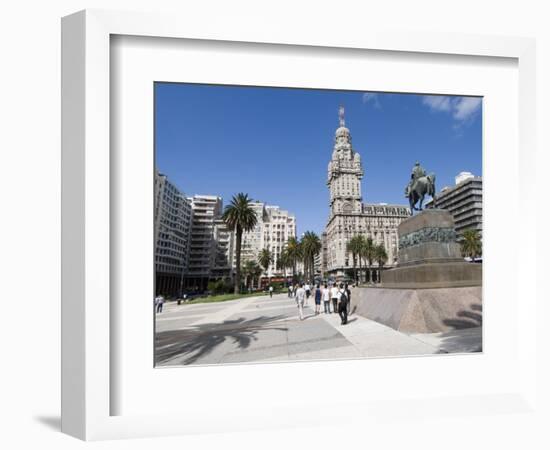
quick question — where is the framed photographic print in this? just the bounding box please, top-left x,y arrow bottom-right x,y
62,9 -> 538,441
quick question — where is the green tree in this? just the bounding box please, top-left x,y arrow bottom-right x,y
374,244 -> 388,283
346,235 -> 364,284
222,193 -> 258,294
258,248 -> 273,284
285,236 -> 302,283
460,229 -> 482,260
360,236 -> 375,283
301,231 -> 321,283
242,259 -> 260,290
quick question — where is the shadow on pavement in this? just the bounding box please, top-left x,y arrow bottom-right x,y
438,303 -> 483,353
155,315 -> 288,365
442,302 -> 482,330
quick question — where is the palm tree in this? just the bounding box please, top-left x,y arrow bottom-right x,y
301,231 -> 321,283
346,235 -> 364,285
374,244 -> 388,283
242,259 -> 261,290
285,236 -> 302,283
360,236 -> 375,283
251,262 -> 263,290
460,229 -> 482,260
258,248 -> 273,284
222,193 -> 258,294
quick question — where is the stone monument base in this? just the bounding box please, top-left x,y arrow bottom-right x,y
352,286 -> 482,334
381,261 -> 482,289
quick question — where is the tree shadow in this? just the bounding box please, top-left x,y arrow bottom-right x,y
155,315 -> 288,365
438,303 -> 483,353
442,303 -> 482,330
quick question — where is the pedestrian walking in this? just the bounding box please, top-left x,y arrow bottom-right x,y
322,284 -> 331,313
330,283 -> 339,314
295,283 -> 306,320
338,284 -> 348,325
345,283 -> 351,314
314,284 -> 322,315
269,285 -> 274,298
288,284 -> 293,298
154,294 -> 164,314
304,282 -> 311,306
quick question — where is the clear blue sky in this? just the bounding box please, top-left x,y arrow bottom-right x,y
155,83 -> 482,236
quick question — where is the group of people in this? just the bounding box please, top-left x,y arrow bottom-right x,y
289,282 -> 351,325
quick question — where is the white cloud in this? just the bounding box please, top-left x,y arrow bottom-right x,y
422,95 -> 452,112
421,95 -> 481,123
452,97 -> 482,121
362,92 -> 381,108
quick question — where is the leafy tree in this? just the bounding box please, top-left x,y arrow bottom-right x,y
222,193 -> 258,294
374,244 -> 388,283
347,235 -> 364,284
285,236 -> 302,283
301,231 -> 321,283
374,244 -> 388,269
360,236 -> 375,283
241,259 -> 260,290
258,248 -> 273,283
460,229 -> 482,260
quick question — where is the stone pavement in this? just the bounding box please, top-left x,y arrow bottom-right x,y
155,293 -> 481,366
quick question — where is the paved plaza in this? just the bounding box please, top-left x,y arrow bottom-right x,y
155,292 -> 481,366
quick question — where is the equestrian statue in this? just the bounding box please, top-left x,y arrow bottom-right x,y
405,161 -> 436,215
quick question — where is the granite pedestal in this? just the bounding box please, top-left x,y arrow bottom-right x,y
382,209 -> 481,289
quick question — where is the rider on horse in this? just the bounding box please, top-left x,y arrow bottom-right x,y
405,161 -> 426,198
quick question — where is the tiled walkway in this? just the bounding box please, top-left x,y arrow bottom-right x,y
155,292 -> 481,366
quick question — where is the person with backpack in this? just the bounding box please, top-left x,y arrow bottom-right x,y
345,283 -> 351,314
338,284 -> 348,325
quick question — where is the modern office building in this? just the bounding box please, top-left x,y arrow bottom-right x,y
324,106 -> 410,280
428,172 -> 483,239
154,172 -> 193,296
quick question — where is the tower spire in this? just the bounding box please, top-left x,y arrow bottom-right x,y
339,105 -> 345,127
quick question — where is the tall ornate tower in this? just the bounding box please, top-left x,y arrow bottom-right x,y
327,106 -> 364,217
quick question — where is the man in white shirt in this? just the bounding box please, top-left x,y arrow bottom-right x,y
269,285 -> 274,298
155,295 -> 164,314
295,283 -> 306,320
322,284 -> 331,313
330,284 -> 339,314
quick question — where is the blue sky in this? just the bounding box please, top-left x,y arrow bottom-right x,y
155,83 -> 482,236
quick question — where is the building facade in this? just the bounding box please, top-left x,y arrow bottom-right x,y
324,107 -> 410,280
428,172 -> 483,239
154,172 -> 193,296
187,195 -> 226,290
239,201 -> 297,279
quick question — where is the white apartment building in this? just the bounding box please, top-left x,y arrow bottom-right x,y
239,201 -> 297,279
154,172 -> 193,296
187,195 -> 224,290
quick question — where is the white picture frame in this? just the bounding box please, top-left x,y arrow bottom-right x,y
61,9 -> 538,441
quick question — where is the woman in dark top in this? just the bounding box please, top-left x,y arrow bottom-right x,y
314,284 -> 322,315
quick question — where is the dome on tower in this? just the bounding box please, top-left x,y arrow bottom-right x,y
335,126 -> 350,137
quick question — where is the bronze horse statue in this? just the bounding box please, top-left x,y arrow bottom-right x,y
407,173 -> 436,215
